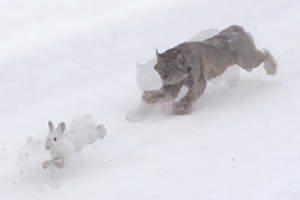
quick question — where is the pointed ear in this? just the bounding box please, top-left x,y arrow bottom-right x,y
56,122 -> 66,134
156,48 -> 162,60
48,121 -> 54,131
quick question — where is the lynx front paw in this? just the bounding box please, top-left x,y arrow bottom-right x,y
172,100 -> 192,115
142,90 -> 163,104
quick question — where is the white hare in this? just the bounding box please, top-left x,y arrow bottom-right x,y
42,115 -> 106,169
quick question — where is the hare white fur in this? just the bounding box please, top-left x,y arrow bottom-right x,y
67,115 -> 106,152
43,115 -> 107,169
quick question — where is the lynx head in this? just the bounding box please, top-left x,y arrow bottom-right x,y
154,47 -> 192,84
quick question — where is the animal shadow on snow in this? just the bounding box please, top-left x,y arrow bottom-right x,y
194,78 -> 281,113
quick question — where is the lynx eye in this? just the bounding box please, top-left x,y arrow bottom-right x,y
170,68 -> 176,73
53,138 -> 57,141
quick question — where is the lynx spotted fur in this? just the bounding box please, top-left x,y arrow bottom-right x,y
142,25 -> 278,114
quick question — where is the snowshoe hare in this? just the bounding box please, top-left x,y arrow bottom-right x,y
43,115 -> 106,169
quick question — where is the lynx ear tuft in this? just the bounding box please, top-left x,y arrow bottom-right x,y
156,49 -> 162,60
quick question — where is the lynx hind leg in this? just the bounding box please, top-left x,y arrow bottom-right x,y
261,49 -> 277,75
237,48 -> 277,75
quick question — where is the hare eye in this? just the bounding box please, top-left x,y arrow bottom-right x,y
53,138 -> 57,141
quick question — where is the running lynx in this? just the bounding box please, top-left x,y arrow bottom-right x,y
142,25 -> 278,114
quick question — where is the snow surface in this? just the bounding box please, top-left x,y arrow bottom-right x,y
1,0 -> 300,199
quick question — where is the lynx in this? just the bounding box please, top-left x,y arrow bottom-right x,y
136,28 -> 223,92
142,25 -> 278,114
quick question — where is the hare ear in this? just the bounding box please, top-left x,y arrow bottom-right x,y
56,122 -> 66,134
48,121 -> 54,131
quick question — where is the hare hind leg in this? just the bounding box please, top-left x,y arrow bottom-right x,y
261,49 -> 277,75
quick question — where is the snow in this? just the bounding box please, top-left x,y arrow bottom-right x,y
0,0 -> 300,199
